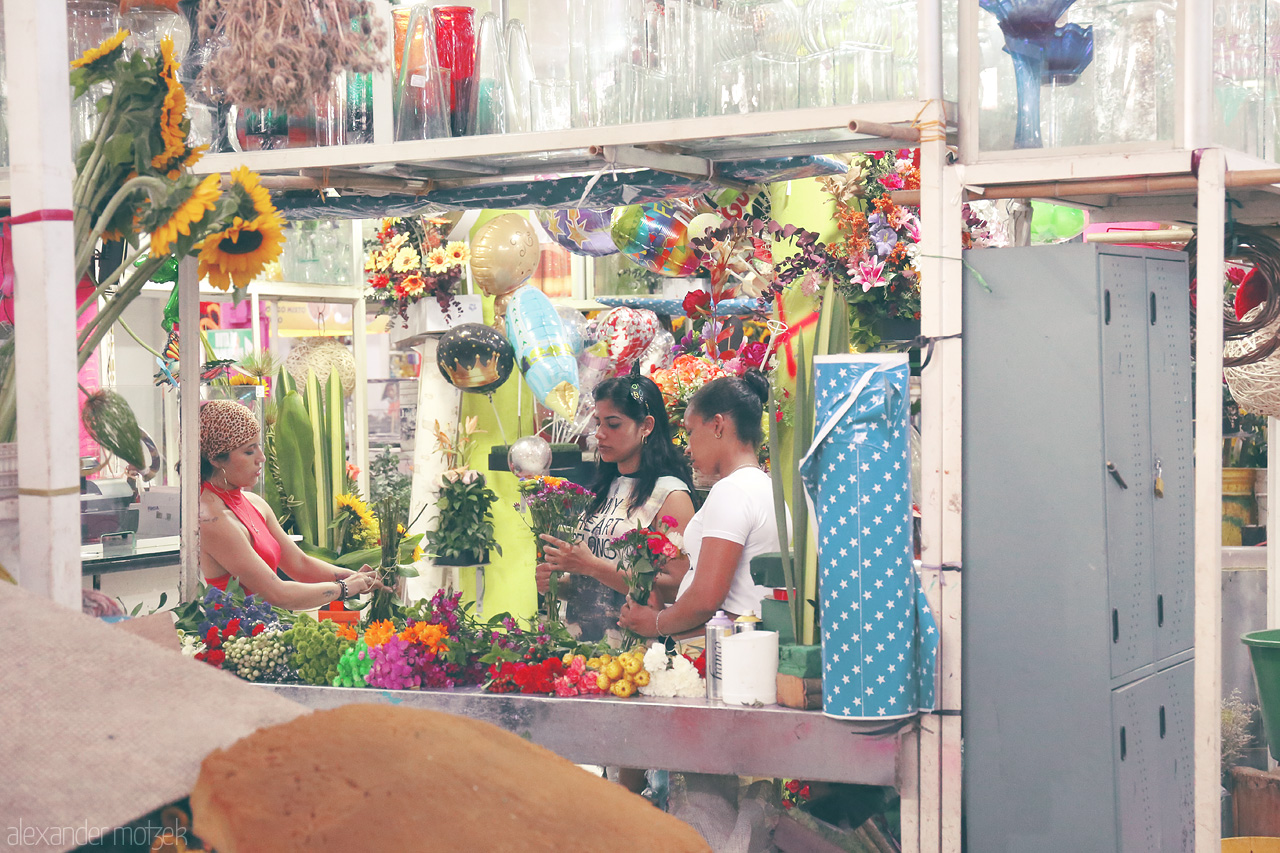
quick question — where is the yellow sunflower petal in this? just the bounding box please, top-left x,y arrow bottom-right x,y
197,211 -> 285,291
150,174 -> 221,255
71,28 -> 129,70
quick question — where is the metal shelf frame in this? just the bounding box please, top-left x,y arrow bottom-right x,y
259,683 -> 904,787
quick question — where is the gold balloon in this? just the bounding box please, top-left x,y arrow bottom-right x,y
491,291 -> 515,333
470,213 -> 540,296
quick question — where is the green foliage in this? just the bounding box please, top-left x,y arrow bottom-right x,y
282,616 -> 354,686
273,390 -> 318,544
370,447 -> 411,507
81,390 -> 147,469
424,474 -> 502,563
1224,382 -> 1268,468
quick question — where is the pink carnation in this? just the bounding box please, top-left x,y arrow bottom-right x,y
554,675 -> 579,697
661,515 -> 678,527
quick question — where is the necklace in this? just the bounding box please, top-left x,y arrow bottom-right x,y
721,462 -> 760,478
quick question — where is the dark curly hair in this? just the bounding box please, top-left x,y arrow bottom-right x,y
588,375 -> 696,516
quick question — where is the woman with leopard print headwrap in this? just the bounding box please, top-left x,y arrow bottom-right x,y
198,400 -> 382,609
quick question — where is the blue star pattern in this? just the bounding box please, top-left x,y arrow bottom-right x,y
799,355 -> 938,720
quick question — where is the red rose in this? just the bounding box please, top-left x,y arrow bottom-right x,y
682,289 -> 711,318
224,618 -> 241,638
785,780 -> 801,793
205,626 -> 221,648
251,623 -> 266,637
207,649 -> 226,667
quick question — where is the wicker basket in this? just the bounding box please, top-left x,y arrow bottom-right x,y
1225,306 -> 1280,418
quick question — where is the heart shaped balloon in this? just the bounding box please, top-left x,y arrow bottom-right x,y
601,307 -> 659,370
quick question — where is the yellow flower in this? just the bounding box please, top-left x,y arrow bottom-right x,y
388,233 -> 408,251
335,493 -> 376,528
364,250 -> 380,272
228,164 -> 274,219
412,544 -> 424,563
391,246 -> 420,272
150,38 -> 194,176
197,214 -> 285,291
445,241 -> 470,265
425,247 -> 450,273
228,374 -> 263,386
149,173 -> 221,255
71,28 -> 129,70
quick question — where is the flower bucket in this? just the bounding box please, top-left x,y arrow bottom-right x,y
1225,467 -> 1258,546
317,601 -> 358,626
1242,629 -> 1280,761
1222,838 -> 1280,853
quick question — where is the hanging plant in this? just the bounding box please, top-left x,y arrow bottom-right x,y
197,0 -> 387,112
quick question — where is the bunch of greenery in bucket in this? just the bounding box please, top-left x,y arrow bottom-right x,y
0,31 -> 285,443
423,417 -> 501,567
358,449 -> 424,625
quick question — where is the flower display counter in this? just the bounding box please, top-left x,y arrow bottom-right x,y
255,682 -> 902,787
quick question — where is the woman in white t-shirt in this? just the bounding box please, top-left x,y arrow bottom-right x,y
536,376 -> 696,643
619,371 -> 778,639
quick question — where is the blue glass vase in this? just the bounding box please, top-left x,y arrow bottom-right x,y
1008,48 -> 1044,148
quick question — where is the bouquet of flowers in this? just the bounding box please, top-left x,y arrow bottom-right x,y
364,216 -> 469,324
612,515 -> 685,644
821,150 -> 923,350
516,475 -> 595,621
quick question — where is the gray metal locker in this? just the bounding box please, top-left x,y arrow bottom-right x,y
963,244 -> 1194,853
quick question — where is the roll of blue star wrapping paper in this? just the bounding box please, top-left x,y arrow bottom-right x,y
799,354 -> 938,720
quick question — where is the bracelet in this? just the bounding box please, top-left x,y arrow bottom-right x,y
337,578 -> 349,601
655,608 -> 667,639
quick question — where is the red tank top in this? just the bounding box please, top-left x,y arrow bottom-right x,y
202,482 -> 281,598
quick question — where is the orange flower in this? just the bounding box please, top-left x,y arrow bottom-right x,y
400,622 -> 449,654
335,622 -> 358,642
364,619 -> 397,648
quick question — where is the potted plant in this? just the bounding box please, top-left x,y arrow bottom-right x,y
424,417 -> 501,567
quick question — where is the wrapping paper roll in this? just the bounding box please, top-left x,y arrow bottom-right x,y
720,630 -> 779,706
799,354 -> 938,721
504,286 -> 580,419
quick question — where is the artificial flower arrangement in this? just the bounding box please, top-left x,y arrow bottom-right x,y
0,31 -> 286,443
423,417 -> 502,566
364,216 -> 469,324
515,475 -> 596,622
820,150 -> 923,351
611,514 -> 684,644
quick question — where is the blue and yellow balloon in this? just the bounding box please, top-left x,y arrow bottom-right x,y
610,201 -> 701,277
505,286 -> 579,420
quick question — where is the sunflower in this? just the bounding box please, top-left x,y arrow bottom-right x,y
71,28 -> 129,70
335,493 -> 377,529
445,241 -> 470,265
225,165 -> 275,219
425,247 -> 450,274
148,173 -> 221,255
197,213 -> 285,291
391,246 -> 420,273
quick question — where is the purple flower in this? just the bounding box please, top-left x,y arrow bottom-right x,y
871,226 -> 899,258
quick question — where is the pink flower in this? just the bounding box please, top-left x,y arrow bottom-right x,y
851,259 -> 887,292
660,515 -> 678,527
799,270 -> 823,297
661,541 -> 680,559
880,173 -> 905,191
554,675 -> 579,697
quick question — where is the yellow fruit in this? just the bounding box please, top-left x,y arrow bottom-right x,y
586,657 -> 601,669
604,661 -> 624,681
598,654 -> 613,666
562,653 -> 574,666
620,655 -> 643,675
596,673 -> 611,691
633,670 -> 650,687
610,679 -> 636,698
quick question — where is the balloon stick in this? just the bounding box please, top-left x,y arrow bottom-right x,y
487,393 -> 509,446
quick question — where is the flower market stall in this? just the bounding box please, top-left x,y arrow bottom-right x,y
9,0 -> 1280,851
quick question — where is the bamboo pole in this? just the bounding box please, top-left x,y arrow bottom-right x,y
963,167 -> 1280,202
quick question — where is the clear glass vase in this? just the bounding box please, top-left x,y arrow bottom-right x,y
67,0 -> 119,156
1090,0 -> 1176,144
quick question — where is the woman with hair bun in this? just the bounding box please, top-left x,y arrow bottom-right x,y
535,375 -> 697,644
618,370 -> 781,639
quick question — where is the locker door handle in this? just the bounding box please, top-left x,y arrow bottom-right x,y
1112,609 -> 1120,643
1119,726 -> 1127,760
1159,706 -> 1166,738
1104,290 -> 1112,324
1106,461 -> 1128,490
1157,594 -> 1164,627
1150,292 -> 1158,325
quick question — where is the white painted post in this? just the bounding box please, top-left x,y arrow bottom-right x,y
406,336 -> 462,601
916,104 -> 963,853
178,256 -> 201,602
9,0 -> 80,608
1270,420 -> 1279,633
1193,147 -> 1225,853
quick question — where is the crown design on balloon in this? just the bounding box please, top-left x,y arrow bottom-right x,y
445,352 -> 502,387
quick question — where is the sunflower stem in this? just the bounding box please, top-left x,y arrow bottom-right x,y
77,259 -> 165,368
117,318 -> 162,359
76,242 -> 150,319
75,176 -> 168,283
